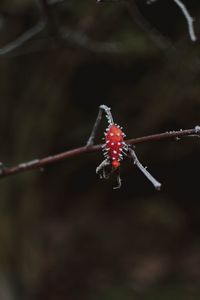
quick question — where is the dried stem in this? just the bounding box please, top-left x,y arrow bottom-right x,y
0,126 -> 199,179
128,148 -> 161,190
173,0 -> 197,42
87,105 -> 114,147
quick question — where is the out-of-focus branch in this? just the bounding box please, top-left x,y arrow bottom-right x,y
98,0 -> 197,42
39,0 -> 60,37
125,0 -> 175,52
97,0 -> 172,51
59,27 -> 119,53
147,0 -> 197,42
173,0 -> 197,42
40,0 -> 120,53
0,0 -> 197,56
0,126 -> 199,179
0,21 -> 45,56
0,0 -> 119,56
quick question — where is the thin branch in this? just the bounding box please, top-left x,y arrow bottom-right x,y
59,27 -> 119,54
147,0 -> 197,42
39,0 -> 60,37
0,126 -> 199,179
0,0 -> 197,56
173,0 -> 197,42
0,0 -> 119,57
128,148 -> 161,190
40,0 -> 120,53
126,0 -> 175,52
0,21 -> 45,56
87,105 -> 114,147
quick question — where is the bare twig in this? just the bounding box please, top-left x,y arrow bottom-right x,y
147,0 -> 197,42
40,0 -> 119,53
39,0 -> 60,37
0,0 -> 119,57
96,158 -> 110,179
0,0 -> 197,56
128,148 -> 161,190
126,0 -> 175,52
87,105 -> 114,146
59,27 -> 119,54
0,126 -> 199,179
0,21 -> 45,56
173,0 -> 197,42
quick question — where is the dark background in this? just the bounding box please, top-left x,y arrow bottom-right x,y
0,0 -> 200,299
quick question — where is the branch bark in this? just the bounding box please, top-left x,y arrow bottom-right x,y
0,126 -> 199,179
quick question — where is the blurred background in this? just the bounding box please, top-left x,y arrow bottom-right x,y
0,0 -> 200,299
